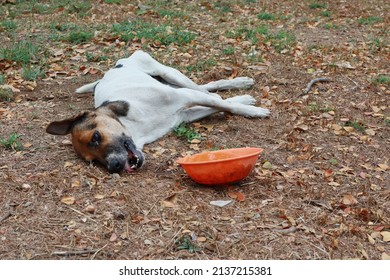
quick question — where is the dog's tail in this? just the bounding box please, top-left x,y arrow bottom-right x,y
75,80 -> 100,94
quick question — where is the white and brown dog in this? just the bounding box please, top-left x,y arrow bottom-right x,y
46,50 -> 270,173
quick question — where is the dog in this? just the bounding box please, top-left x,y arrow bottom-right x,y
46,50 -> 270,173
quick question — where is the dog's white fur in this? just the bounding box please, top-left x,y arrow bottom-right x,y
76,50 -> 270,153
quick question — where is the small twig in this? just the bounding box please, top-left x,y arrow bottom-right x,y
67,206 -> 111,231
272,226 -> 297,234
346,76 -> 359,90
91,243 -> 109,260
301,77 -> 331,96
67,206 -> 98,224
52,248 -> 100,256
0,212 -> 12,224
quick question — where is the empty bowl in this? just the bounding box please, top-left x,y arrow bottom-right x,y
176,147 -> 263,185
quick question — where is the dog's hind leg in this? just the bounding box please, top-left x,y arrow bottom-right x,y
181,95 -> 258,122
127,50 -> 209,92
75,80 -> 100,93
199,77 -> 255,92
178,89 -> 270,119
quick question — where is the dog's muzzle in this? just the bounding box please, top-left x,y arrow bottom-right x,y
106,139 -> 144,174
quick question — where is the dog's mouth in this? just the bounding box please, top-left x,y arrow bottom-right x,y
124,141 -> 143,172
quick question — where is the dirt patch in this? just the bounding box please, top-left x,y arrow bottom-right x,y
0,0 -> 389,260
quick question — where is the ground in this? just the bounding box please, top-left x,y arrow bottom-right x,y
0,0 -> 389,260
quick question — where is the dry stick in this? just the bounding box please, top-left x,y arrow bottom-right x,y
67,206 -> 111,231
301,77 -> 331,96
0,212 -> 12,224
91,243 -> 109,260
52,248 -> 100,256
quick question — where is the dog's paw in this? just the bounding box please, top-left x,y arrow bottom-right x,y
245,106 -> 270,118
232,77 -> 254,89
228,95 -> 256,105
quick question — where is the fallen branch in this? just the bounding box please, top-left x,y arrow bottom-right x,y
301,77 -> 331,96
52,248 -> 100,256
272,226 -> 297,234
0,212 -> 12,224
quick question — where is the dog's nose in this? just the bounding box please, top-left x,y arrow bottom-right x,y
107,159 -> 124,173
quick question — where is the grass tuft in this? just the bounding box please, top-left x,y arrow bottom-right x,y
309,2 -> 327,9
0,133 -> 23,151
112,20 -> 195,46
0,40 -> 39,65
174,123 -> 201,142
357,16 -> 383,25
0,87 -> 14,102
257,12 -> 276,21
372,75 -> 389,85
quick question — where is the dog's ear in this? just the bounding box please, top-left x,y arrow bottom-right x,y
46,112 -> 88,135
99,101 -> 129,117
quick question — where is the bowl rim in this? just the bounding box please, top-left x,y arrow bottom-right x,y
176,147 -> 263,165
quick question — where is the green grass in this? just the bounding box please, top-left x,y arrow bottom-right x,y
214,2 -> 232,13
104,0 -> 123,4
86,52 -> 109,62
357,16 -> 383,25
31,3 -> 53,14
372,75 -> 389,85
22,65 -> 45,81
0,40 -> 39,65
226,24 -> 295,52
66,1 -> 92,17
0,74 -> 5,85
0,133 -> 23,151
322,23 -> 339,29
66,30 -> 94,43
320,10 -> 331,17
384,119 -> 390,126
185,58 -> 217,72
369,37 -> 385,52
343,121 -> 366,132
257,12 -> 276,21
174,123 -> 201,142
309,2 -> 327,9
222,46 -> 235,55
175,236 -> 200,253
271,29 -> 296,52
111,20 -> 196,46
0,20 -> 17,32
0,87 -> 14,102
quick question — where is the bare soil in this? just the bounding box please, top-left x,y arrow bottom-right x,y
0,0 -> 389,260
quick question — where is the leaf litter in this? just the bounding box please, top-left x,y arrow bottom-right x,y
0,0 -> 389,260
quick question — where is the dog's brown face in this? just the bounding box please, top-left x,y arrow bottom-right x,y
46,101 -> 144,173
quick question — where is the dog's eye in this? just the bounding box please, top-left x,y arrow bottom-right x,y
89,131 -> 101,146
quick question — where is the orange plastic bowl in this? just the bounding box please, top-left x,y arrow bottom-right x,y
176,147 -> 263,185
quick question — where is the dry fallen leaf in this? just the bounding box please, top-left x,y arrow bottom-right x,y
61,196 -> 75,205
210,200 -> 233,207
382,253 -> 390,260
262,161 -> 273,169
380,231 -> 390,242
109,232 -> 117,242
84,204 -> 96,214
228,191 -> 246,202
94,194 -> 105,200
64,161 -> 73,168
294,124 -> 309,131
160,193 -> 178,208
367,234 -> 375,244
197,236 -> 207,242
342,194 -> 358,205
377,164 -> 389,171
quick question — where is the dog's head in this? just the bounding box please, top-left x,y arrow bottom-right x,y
46,101 -> 144,173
